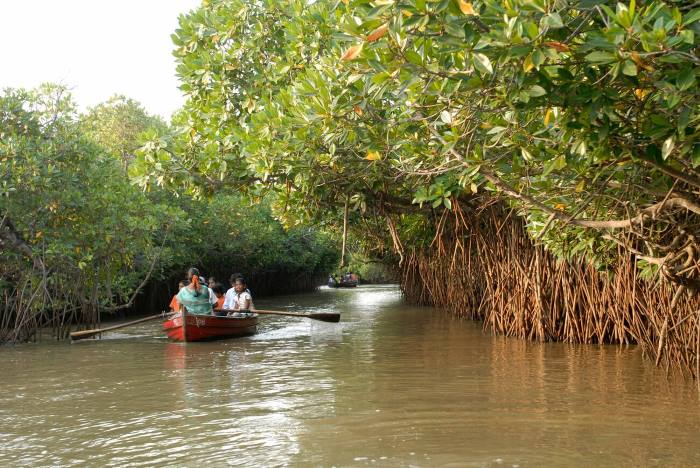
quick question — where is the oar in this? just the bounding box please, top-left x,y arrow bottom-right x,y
255,309 -> 340,322
243,309 -> 340,323
70,312 -> 174,341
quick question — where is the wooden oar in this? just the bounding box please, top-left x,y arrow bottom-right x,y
245,309 -> 340,323
255,309 -> 340,322
70,312 -> 173,341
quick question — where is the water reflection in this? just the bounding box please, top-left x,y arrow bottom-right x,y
0,285 -> 699,466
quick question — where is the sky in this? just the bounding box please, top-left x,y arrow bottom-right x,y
0,0 -> 202,120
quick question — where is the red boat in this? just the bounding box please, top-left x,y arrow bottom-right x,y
163,308 -> 258,342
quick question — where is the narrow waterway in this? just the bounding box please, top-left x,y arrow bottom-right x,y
1,285 -> 699,466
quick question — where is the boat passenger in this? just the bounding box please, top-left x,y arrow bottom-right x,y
224,276 -> 253,316
186,268 -> 217,306
223,273 -> 252,309
169,280 -> 186,312
211,283 -> 226,314
177,268 -> 215,315
223,273 -> 239,310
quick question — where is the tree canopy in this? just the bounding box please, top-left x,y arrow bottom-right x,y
134,0 -> 700,288
82,95 -> 168,170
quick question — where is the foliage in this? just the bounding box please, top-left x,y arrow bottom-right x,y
1,84 -> 338,341
131,0 -> 337,198
164,193 -> 339,289
82,95 -> 168,169
335,0 -> 700,282
136,0 -> 700,289
0,85 -> 176,337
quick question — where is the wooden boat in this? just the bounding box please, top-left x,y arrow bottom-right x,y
328,273 -> 359,288
163,308 -> 258,342
328,280 -> 358,288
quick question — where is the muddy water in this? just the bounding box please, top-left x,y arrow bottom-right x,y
1,285 -> 699,466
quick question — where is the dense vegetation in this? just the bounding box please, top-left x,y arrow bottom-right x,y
3,0 -> 699,374
0,85 -> 338,342
132,0 -> 700,375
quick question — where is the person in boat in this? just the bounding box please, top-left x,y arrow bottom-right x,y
194,269 -> 218,306
222,273 -> 239,310
211,283 -> 226,316
169,280 -> 187,312
177,267 -> 215,315
224,276 -> 254,316
327,275 -> 337,287
223,273 -> 252,307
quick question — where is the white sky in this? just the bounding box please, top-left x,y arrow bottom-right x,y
0,0 -> 202,120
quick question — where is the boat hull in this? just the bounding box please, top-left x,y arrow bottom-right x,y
329,282 -> 358,288
163,310 -> 258,342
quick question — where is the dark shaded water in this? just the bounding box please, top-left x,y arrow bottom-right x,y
1,285 -> 699,466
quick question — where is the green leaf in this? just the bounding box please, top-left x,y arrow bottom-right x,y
542,12 -> 564,29
621,60 -> 637,76
531,49 -> 545,67
680,29 -> 694,45
585,51 -> 616,63
404,50 -> 423,65
676,68 -> 696,91
472,53 -> 493,74
527,85 -> 547,97
542,154 -> 566,176
486,125 -> 507,135
615,2 -> 632,28
554,154 -> 567,169
682,8 -> 700,26
692,145 -> 700,168
522,0 -> 546,13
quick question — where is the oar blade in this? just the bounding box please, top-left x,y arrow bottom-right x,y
308,312 -> 341,323
253,309 -> 340,322
70,330 -> 101,341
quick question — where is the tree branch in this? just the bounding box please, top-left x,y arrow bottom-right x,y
102,224 -> 171,312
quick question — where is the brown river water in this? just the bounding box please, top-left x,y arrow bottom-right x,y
1,285 -> 699,466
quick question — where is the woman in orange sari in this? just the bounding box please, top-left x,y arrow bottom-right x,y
169,280 -> 186,312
